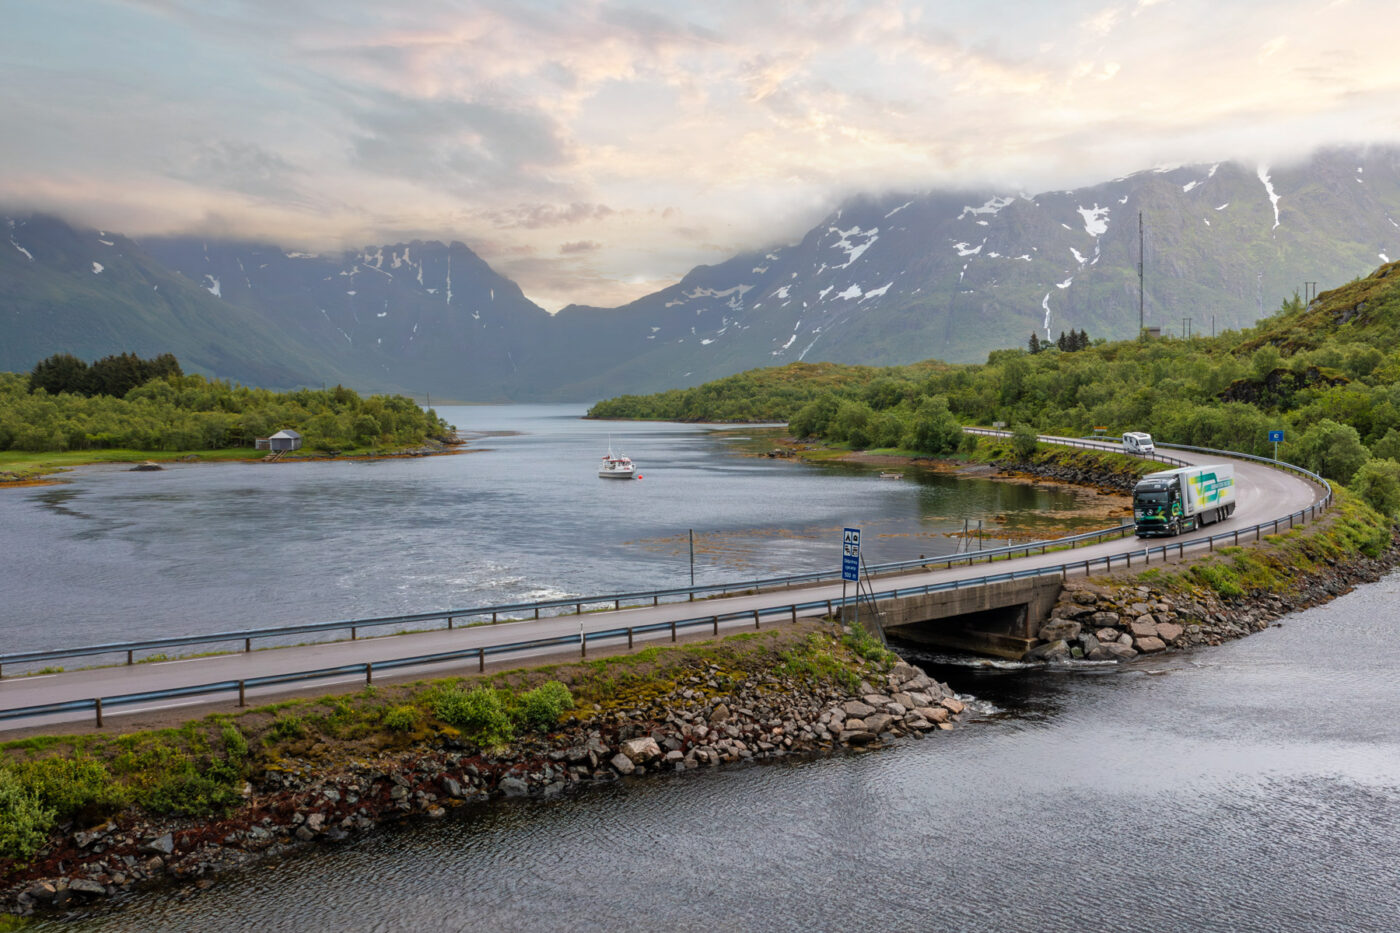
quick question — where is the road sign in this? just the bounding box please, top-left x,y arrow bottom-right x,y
1268,430 -> 1284,443
842,527 -> 860,581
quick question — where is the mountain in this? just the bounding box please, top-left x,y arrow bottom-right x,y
0,215 -> 362,389
548,147 -> 1400,397
4,146 -> 1399,400
135,237 -> 554,401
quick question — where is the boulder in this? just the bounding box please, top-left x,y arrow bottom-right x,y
1156,621 -> 1185,643
619,737 -> 662,764
1095,626 -> 1121,643
1134,636 -> 1167,653
916,706 -> 949,724
1128,618 -> 1158,638
707,703 -> 731,724
843,700 -> 877,718
840,729 -> 878,746
609,753 -> 635,776
1091,611 -> 1121,627
939,697 -> 966,715
864,713 -> 896,734
1025,639 -> 1071,662
499,776 -> 531,796
1038,620 -> 1082,642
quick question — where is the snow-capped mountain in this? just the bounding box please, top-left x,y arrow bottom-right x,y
5,146 -> 1399,401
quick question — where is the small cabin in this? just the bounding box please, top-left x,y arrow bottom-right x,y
256,429 -> 303,452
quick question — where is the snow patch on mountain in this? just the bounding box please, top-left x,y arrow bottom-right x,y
862,282 -> 892,300
954,240 -> 984,257
837,284 -> 863,300
1257,166 -> 1281,230
203,274 -> 221,298
1077,204 -> 1110,237
10,239 -> 33,261
1383,253 -> 1392,263
1056,276 -> 1072,289
98,238 -> 114,246
885,201 -> 913,219
1215,203 -> 1230,211
1182,181 -> 1199,193
92,262 -> 103,274
1070,247 -> 1087,266
828,225 -> 878,268
958,195 -> 1013,220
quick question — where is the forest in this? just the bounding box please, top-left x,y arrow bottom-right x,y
0,354 -> 450,454
590,263 -> 1400,517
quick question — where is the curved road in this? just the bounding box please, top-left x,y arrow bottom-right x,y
0,443 -> 1327,731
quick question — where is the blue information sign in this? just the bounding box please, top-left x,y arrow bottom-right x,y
1268,430 -> 1284,443
842,527 -> 861,581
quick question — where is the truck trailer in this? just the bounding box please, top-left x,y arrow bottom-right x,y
1132,464 -> 1236,537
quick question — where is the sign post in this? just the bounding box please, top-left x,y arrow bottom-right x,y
842,527 -> 860,628
1268,429 -> 1284,461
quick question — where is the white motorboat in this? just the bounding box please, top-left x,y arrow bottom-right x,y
599,443 -> 639,479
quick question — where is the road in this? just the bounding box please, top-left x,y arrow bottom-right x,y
0,443 -> 1327,731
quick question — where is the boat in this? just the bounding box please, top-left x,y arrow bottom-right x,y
880,471 -> 904,479
599,442 -> 639,479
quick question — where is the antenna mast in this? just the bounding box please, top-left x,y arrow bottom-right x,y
1138,212 -> 1145,339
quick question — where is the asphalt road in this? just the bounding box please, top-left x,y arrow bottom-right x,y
0,442 -> 1327,731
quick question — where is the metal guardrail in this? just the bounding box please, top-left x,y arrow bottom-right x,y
0,434 -> 1336,727
0,434 -> 1190,677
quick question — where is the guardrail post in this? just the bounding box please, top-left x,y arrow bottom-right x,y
826,600 -> 832,617
447,616 -> 454,630
627,628 -> 633,650
492,611 -> 498,623
753,609 -> 761,629
351,627 -> 357,641
791,605 -> 797,624
614,599 -> 621,611
245,638 -> 251,653
238,680 -> 246,707
670,620 -> 676,642
478,647 -> 485,673
1178,543 -> 1184,559
535,608 -> 540,619
127,650 -> 133,666
94,697 -> 103,728
653,596 -> 659,606
580,632 -> 587,658
366,663 -> 373,685
712,616 -> 719,636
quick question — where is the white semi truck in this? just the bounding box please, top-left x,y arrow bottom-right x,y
1132,464 -> 1237,537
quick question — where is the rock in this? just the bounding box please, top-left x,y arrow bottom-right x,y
916,706 -> 949,724
1025,639 -> 1071,662
1038,619 -> 1082,642
840,729 -> 878,746
305,813 -> 326,833
1091,611 -> 1121,627
609,753 -> 636,775
864,713 -> 896,734
1134,636 -> 1167,653
939,697 -> 966,715
620,737 -> 663,764
140,833 -> 175,855
1129,617 -> 1158,637
499,776 -> 530,796
67,879 -> 107,898
843,700 -> 877,718
1156,621 -> 1185,643
1095,627 -> 1121,643
708,703 -> 731,724
890,661 -> 921,683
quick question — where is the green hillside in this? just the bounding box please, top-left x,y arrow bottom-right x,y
590,261 -> 1400,516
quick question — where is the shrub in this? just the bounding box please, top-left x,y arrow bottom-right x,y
1010,423 -> 1039,459
514,681 -> 575,732
430,685 -> 515,747
221,723 -> 249,761
382,705 -> 421,733
12,756 -> 124,824
0,769 -> 55,862
270,714 -> 305,741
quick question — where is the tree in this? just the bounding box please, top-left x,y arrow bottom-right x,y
907,396 -> 963,454
1010,423 -> 1038,459
1351,459 -> 1400,517
1295,418 -> 1368,484
1028,332 -> 1042,354
28,353 -> 89,395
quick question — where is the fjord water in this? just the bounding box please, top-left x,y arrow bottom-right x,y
0,404 -> 1102,655
30,572 -> 1400,932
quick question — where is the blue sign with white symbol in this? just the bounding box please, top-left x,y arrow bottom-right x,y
1268,430 -> 1284,443
842,527 -> 860,581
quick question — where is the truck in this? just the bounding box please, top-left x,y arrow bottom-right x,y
1132,464 -> 1236,537
1122,431 -> 1155,455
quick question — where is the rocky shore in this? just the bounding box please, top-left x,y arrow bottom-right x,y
1,649 -> 965,918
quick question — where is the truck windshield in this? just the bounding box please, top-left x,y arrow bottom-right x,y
1135,492 -> 1168,505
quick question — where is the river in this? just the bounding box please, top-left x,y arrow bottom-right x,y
0,404 -> 1108,656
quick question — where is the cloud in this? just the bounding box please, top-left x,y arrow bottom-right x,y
559,240 -> 602,254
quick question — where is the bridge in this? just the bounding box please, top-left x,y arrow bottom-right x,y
0,437 -> 1330,732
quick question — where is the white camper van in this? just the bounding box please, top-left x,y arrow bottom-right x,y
1122,432 -> 1155,455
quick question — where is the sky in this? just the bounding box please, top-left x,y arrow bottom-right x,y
2,0 -> 1398,311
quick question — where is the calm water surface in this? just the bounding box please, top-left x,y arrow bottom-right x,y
30,572 -> 1400,932
0,404 -> 1105,654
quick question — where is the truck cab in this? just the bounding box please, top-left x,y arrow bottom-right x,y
1133,474 -> 1185,536
1122,431 -> 1155,455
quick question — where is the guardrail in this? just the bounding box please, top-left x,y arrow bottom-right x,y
0,435 -> 1193,678
0,461 -> 1335,728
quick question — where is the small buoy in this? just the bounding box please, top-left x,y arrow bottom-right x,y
637,474 -> 643,480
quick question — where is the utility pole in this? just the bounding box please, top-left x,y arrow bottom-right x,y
1138,212 -> 1145,339
1211,314 -> 1216,338
1305,281 -> 1317,305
